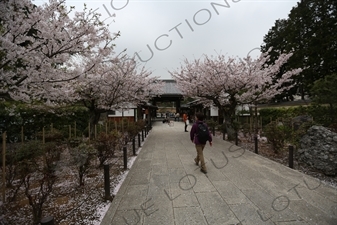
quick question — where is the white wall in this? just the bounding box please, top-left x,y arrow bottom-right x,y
108,109 -> 135,117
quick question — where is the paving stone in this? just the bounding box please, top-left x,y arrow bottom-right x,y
128,169 -> 151,185
273,221 -> 308,225
111,209 -> 144,225
212,180 -> 250,204
151,165 -> 169,175
251,177 -> 302,201
196,192 -> 239,225
168,168 -> 188,183
229,202 -> 275,225
288,199 -> 337,225
169,184 -> 200,207
173,206 -> 208,225
100,121 -> 337,225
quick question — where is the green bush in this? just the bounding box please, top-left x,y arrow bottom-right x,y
94,131 -> 122,167
264,121 -> 292,153
291,120 -> 317,148
259,104 -> 336,128
0,102 -> 89,142
36,129 -> 64,143
70,142 -> 96,186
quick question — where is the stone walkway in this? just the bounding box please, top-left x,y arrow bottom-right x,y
101,120 -> 337,225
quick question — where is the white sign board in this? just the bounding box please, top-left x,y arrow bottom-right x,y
210,106 -> 218,116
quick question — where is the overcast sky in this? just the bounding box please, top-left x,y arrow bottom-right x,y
34,0 -> 299,79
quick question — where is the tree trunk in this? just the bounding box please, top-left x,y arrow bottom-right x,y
79,165 -> 85,186
224,113 -> 236,141
89,109 -> 101,138
300,84 -> 305,100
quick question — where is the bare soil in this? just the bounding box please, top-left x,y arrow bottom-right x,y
1,141 -> 138,225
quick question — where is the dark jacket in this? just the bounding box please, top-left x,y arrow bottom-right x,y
190,121 -> 212,145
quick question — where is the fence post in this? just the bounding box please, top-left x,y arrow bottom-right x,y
254,135 -> 258,154
40,216 -> 54,225
43,127 -> 45,144
21,126 -> 24,144
141,129 -> 144,142
2,132 -> 6,203
289,145 -> 294,168
103,164 -> 111,200
138,133 -> 141,147
123,146 -> 127,170
132,138 -> 136,156
88,122 -> 91,141
235,132 -> 238,146
74,121 -> 77,138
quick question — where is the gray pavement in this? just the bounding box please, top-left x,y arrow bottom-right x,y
101,120 -> 337,225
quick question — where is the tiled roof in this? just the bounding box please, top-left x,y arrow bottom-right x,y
161,79 -> 182,95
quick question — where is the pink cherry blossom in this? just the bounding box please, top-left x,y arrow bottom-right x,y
0,0 -> 116,102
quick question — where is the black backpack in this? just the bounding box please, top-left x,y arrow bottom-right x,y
197,122 -> 209,144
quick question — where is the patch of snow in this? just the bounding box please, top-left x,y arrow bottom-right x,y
93,202 -> 111,225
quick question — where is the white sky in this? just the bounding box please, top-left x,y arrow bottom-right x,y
34,0 -> 299,79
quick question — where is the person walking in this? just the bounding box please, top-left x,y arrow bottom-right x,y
183,113 -> 188,132
175,112 -> 180,121
190,113 -> 212,174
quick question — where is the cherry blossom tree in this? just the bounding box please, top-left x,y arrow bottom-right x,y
170,49 -> 302,138
73,54 -> 163,135
0,0 -> 116,102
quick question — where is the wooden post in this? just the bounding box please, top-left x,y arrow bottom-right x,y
43,127 -> 45,144
68,125 -> 71,140
249,106 -> 253,133
255,105 -> 258,135
254,105 -> 258,154
132,138 -> 136,156
289,145 -> 294,169
74,121 -> 77,138
254,136 -> 258,154
123,146 -> 127,170
105,122 -> 108,134
141,129 -> 144,142
88,122 -> 91,140
95,125 -> 97,139
51,123 -> 53,133
235,132 -> 238,146
104,164 -> 111,200
2,132 -> 6,203
21,126 -> 24,144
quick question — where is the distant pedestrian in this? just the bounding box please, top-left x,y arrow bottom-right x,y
183,113 -> 188,132
190,113 -> 212,174
175,112 -> 180,121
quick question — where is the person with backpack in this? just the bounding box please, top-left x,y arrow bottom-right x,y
190,113 -> 212,174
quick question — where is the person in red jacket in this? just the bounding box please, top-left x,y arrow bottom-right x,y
183,113 -> 188,132
190,113 -> 212,174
